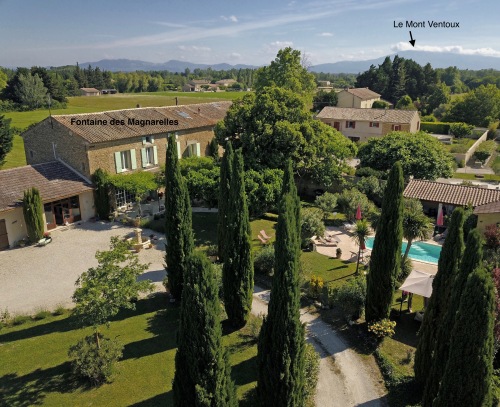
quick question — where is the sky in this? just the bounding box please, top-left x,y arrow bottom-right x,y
1,0 -> 499,68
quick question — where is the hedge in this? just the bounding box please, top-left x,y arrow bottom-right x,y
421,122 -> 451,135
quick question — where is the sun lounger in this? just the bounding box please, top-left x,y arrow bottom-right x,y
260,230 -> 272,240
257,235 -> 269,245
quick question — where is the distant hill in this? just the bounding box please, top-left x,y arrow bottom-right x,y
310,51 -> 500,73
79,59 -> 258,72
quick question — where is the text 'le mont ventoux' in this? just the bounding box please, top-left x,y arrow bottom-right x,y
393,20 -> 460,28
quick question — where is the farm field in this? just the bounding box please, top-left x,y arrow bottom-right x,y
1,92 -> 247,170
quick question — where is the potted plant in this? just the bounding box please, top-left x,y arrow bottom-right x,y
336,247 -> 342,259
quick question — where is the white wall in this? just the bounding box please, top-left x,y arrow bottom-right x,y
79,190 -> 95,221
1,208 -> 27,247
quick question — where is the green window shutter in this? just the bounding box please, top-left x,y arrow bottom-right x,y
142,137 -> 146,145
141,148 -> 147,168
130,149 -> 137,170
114,151 -> 122,173
153,146 -> 158,164
195,142 -> 201,157
176,141 -> 182,159
150,136 -> 155,144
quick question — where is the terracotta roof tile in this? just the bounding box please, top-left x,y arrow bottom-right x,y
317,107 -> 418,123
343,88 -> 381,100
49,101 -> 231,144
0,162 -> 93,212
404,179 -> 500,207
474,200 -> 500,214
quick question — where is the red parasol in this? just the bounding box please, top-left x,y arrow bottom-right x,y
437,204 -> 444,226
355,204 -> 362,220
360,239 -> 366,250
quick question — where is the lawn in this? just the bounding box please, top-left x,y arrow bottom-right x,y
0,295 -> 258,407
453,172 -> 500,182
1,92 -> 248,170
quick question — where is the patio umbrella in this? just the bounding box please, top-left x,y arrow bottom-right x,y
355,204 -> 362,220
360,239 -> 366,250
399,269 -> 435,298
436,203 -> 444,226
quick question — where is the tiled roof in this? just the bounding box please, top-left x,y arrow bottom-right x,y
317,107 -> 418,123
80,87 -> 100,92
0,162 -> 93,212
474,200 -> 500,214
404,179 -> 500,207
343,88 -> 381,100
48,101 -> 231,144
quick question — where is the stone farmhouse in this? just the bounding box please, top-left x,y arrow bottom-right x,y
336,87 -> 381,108
316,107 -> 420,142
80,87 -> 100,96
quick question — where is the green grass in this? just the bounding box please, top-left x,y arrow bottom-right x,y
1,92 -> 248,170
0,295 -> 258,406
300,251 -> 361,288
453,172 -> 500,182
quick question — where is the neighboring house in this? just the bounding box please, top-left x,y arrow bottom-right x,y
0,161 -> 94,249
316,107 -> 420,142
404,179 -> 500,229
336,87 -> 381,108
182,80 -> 210,92
317,80 -> 331,87
22,101 -> 231,206
80,87 -> 100,96
216,79 -> 237,87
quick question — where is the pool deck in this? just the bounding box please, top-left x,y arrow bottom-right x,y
315,227 -> 439,275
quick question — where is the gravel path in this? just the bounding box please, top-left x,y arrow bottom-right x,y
252,286 -> 386,407
0,221 -> 166,315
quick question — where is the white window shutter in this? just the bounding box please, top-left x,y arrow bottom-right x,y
153,146 -> 158,164
114,151 -> 122,173
195,142 -> 201,157
142,137 -> 146,145
176,141 -> 182,159
130,149 -> 137,170
150,136 -> 155,144
141,148 -> 147,168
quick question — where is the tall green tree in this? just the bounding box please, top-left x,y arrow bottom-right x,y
365,161 -> 404,322
22,187 -> 44,243
0,115 -> 14,166
222,149 -> 254,328
164,134 -> 194,300
173,253 -> 237,407
91,169 -> 110,219
433,266 -> 495,407
15,72 -> 48,109
414,208 -> 465,386
281,160 -> 300,237
218,142 -> 234,260
422,228 -> 483,406
257,170 -> 305,406
402,199 -> 433,264
352,219 -> 370,276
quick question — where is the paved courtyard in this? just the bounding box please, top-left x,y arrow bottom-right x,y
0,221 -> 166,315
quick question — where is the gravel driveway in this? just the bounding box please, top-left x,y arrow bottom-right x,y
0,221 -> 166,315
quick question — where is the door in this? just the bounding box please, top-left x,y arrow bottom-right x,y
0,219 -> 9,250
333,121 -> 340,130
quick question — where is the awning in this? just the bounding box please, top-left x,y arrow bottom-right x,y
399,269 -> 435,298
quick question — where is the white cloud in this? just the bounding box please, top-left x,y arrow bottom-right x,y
318,32 -> 333,37
265,41 -> 294,53
391,42 -> 500,57
178,45 -> 211,52
229,52 -> 242,59
221,15 -> 238,22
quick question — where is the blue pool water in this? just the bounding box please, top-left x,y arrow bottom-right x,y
365,237 -> 441,264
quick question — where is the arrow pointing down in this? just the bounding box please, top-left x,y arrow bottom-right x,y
409,31 -> 416,47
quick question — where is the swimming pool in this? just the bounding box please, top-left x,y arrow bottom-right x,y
364,237 -> 441,264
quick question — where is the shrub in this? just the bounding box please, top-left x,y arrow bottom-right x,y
488,122 -> 499,140
34,309 -> 51,320
421,122 -> 451,135
449,122 -> 474,138
245,314 -> 263,341
474,140 -> 497,163
368,319 -> 396,338
421,114 -> 437,122
315,192 -> 337,220
355,167 -> 387,179
12,315 -> 31,325
68,334 -> 123,385
335,189 -> 377,222
328,276 -> 366,320
300,208 -> 325,248
308,275 -> 324,299
372,100 -> 390,109
212,262 -> 224,300
303,343 -> 320,407
458,159 -> 465,168
206,244 -> 219,258
398,256 -> 413,283
253,245 -> 275,275
53,304 -> 66,316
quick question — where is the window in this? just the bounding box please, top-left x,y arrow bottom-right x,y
141,146 -> 158,167
187,142 -> 201,157
392,124 -> 401,131
114,149 -> 137,173
142,136 -> 155,144
349,136 -> 360,142
115,189 -> 136,208
369,122 -> 379,128
346,121 -> 356,129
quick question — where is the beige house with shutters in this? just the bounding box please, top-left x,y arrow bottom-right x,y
316,107 -> 420,142
336,87 -> 381,108
22,101 -> 231,208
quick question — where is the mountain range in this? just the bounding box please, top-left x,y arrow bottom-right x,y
80,51 -> 500,74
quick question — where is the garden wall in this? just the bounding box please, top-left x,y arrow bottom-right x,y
452,130 -> 488,164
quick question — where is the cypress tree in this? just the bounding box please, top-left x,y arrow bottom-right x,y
422,228 -> 482,406
218,142 -> 233,261
414,207 -> 465,386
281,159 -> 300,237
433,266 -> 495,407
223,149 -> 254,327
257,178 -> 305,406
164,134 -> 194,300
365,161 -> 404,322
22,187 -> 44,243
91,168 -> 110,219
173,253 -> 237,407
